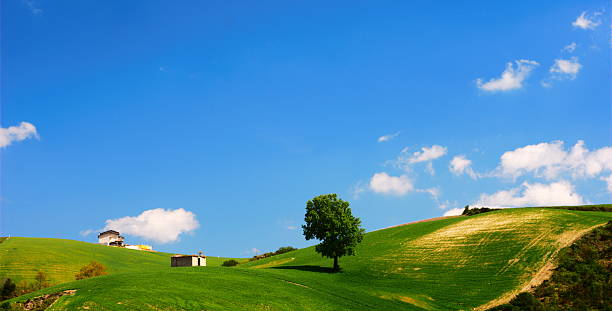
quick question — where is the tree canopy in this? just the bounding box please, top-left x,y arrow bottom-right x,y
302,194 -> 365,271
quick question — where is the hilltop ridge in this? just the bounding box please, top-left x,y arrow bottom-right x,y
2,207 -> 611,310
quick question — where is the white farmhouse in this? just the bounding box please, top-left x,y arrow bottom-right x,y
98,230 -> 125,246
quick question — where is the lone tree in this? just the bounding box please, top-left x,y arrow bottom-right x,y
302,194 -> 365,272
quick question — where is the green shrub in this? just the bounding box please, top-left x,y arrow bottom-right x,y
75,261 -> 107,280
510,293 -> 544,311
1,279 -> 16,301
274,246 -> 296,255
221,260 -> 240,267
34,271 -> 49,290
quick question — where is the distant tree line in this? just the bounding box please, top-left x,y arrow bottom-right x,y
489,220 -> 612,310
541,204 -> 612,212
247,246 -> 298,262
462,205 -> 500,216
221,246 -> 298,267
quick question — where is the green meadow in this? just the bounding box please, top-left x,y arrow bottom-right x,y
0,237 -> 236,285
2,207 -> 611,310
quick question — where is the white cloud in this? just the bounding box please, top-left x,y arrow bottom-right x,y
418,187 -> 440,199
540,80 -> 553,88
497,140 -> 612,180
550,57 -> 582,80
286,225 -> 298,230
369,172 -> 414,196
350,182 -> 368,199
562,42 -> 577,53
22,0 -> 42,15
388,145 -> 447,174
378,132 -> 400,143
79,229 -> 97,237
476,180 -> 584,207
572,11 -> 601,30
104,208 -> 199,244
425,162 -> 435,175
0,122 -> 39,148
408,145 -> 447,163
476,60 -> 539,92
438,200 -> 456,210
443,208 -> 464,216
498,141 -> 567,179
601,175 -> 612,192
449,155 -> 478,179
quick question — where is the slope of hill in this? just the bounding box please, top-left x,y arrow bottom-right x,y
0,237 -> 236,285
2,207 -> 611,310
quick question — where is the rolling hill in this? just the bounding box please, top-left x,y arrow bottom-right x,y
0,237 -> 237,285
2,207 -> 611,310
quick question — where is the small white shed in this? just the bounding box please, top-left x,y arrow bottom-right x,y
170,254 -> 207,267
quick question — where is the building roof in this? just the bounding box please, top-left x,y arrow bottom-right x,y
172,254 -> 207,258
98,230 -> 120,237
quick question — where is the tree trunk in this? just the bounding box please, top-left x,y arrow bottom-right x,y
333,256 -> 339,272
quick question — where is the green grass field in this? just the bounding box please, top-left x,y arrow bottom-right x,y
0,237 -> 237,285
2,207 -> 611,310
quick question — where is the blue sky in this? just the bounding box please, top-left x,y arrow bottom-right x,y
1,0 -> 610,257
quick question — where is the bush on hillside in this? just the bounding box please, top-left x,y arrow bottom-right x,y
275,246 -> 297,255
34,271 -> 49,290
1,279 -> 16,301
222,260 -> 240,267
15,280 -> 36,297
75,261 -> 107,280
489,293 -> 544,311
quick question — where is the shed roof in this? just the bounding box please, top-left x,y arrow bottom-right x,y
172,254 -> 207,258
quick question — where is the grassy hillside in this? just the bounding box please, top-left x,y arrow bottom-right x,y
3,207 -> 611,310
0,237 -> 237,285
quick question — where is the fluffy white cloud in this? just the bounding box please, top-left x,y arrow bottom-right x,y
476,60 -> 539,92
443,208 -> 464,216
499,141 -> 567,179
562,42 -> 577,53
497,140 -> 612,180
476,180 -> 584,207
378,132 -> 400,143
550,57 -> 581,79
0,122 -> 38,148
449,155 -> 477,179
408,145 -> 447,163
369,172 -> 413,196
104,208 -> 199,244
572,11 -> 601,30
389,145 -> 447,174
601,175 -> 612,192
